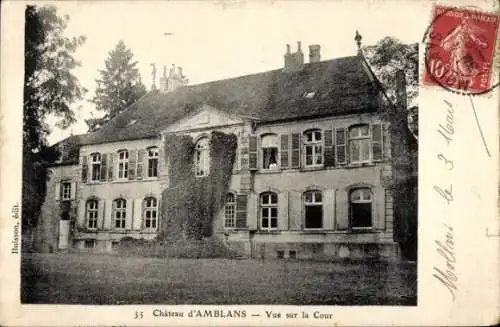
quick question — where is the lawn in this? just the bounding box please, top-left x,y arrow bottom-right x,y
21,253 -> 416,305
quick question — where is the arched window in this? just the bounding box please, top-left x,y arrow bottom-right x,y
143,197 -> 158,230
194,137 -> 210,177
260,192 -> 278,230
304,190 -> 323,229
147,147 -> 159,178
117,150 -> 129,179
261,134 -> 279,170
86,199 -> 98,230
224,193 -> 236,228
90,153 -> 101,181
113,198 -> 127,229
303,130 -> 323,167
350,188 -> 372,228
349,125 -> 370,163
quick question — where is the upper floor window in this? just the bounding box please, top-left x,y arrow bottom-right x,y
303,130 -> 323,167
304,190 -> 323,229
350,188 -> 372,228
117,150 -> 129,179
143,197 -> 158,230
194,137 -> 210,177
86,199 -> 98,230
224,193 -> 236,228
261,134 -> 279,170
147,147 -> 159,178
90,153 -> 101,181
113,198 -> 127,229
260,192 -> 278,230
349,125 -> 370,163
61,182 -> 72,200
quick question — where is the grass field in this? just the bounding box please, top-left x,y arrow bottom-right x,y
21,253 -> 416,305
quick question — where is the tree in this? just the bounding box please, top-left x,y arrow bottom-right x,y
363,37 -> 419,136
88,40 -> 146,131
23,5 -> 86,233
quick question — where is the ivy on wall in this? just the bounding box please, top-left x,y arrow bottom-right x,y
159,131 -> 237,241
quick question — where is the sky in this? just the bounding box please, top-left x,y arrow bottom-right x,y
46,0 -> 429,144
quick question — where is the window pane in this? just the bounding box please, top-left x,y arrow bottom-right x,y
352,203 -> 372,227
306,146 -> 313,155
360,140 -> 370,161
360,125 -> 370,136
349,128 -> 359,138
305,205 -> 322,228
305,192 -> 313,203
351,190 -> 361,201
362,189 -> 371,200
270,193 -> 277,204
270,207 -> 277,218
306,132 -> 312,142
314,131 -> 321,141
262,207 -> 269,218
314,191 -> 322,203
270,218 -> 277,228
262,218 -> 269,228
350,140 -> 360,162
262,193 -> 269,204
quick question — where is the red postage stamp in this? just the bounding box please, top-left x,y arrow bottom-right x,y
423,5 -> 500,94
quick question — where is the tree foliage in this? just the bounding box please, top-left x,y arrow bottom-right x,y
363,37 -> 419,136
88,40 -> 146,131
23,5 -> 86,231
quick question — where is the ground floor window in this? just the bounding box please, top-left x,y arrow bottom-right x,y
113,198 -> 127,229
350,188 -> 372,228
86,200 -> 98,230
224,193 -> 236,228
143,197 -> 158,229
304,190 -> 323,229
260,192 -> 278,230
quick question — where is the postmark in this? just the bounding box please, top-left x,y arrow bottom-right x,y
423,5 -> 500,95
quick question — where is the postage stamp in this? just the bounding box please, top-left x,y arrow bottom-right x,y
423,5 -> 500,95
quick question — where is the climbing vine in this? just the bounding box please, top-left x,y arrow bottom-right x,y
158,131 -> 237,241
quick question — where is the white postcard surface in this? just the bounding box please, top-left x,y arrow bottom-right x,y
0,0 -> 499,326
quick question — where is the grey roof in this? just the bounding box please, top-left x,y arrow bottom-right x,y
82,55 -> 379,145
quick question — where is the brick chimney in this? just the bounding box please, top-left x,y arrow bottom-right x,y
159,64 -> 189,93
309,44 -> 321,63
284,41 -> 304,72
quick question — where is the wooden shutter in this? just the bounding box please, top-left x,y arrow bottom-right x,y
133,198 -> 143,230
55,183 -> 61,201
323,189 -> 335,229
97,199 -> 105,230
372,124 -> 383,162
324,129 -> 335,167
248,135 -> 258,170
70,182 -> 76,200
335,128 -> 347,165
278,192 -> 289,230
136,150 -> 145,180
103,199 -> 113,230
125,200 -> 133,230
247,193 -> 258,230
81,156 -> 88,183
291,133 -> 301,168
236,194 -> 248,228
78,200 -> 86,228
336,190 -> 348,230
100,153 -> 108,182
375,188 -> 386,230
107,153 -> 114,181
280,134 -> 289,169
128,150 -> 137,180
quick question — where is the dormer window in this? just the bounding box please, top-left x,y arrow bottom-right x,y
194,137 -> 210,177
147,147 -> 159,178
117,150 -> 129,179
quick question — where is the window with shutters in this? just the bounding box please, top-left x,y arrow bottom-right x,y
194,137 -> 210,177
143,197 -> 158,230
113,198 -> 127,229
350,188 -> 372,229
117,150 -> 129,179
303,130 -> 323,167
260,192 -> 278,230
147,147 -> 159,178
304,190 -> 323,229
61,182 -> 71,200
349,125 -> 371,163
261,134 -> 279,170
224,193 -> 236,228
86,199 -> 98,230
90,153 -> 101,181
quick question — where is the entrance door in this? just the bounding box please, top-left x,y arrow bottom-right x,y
58,220 -> 70,249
